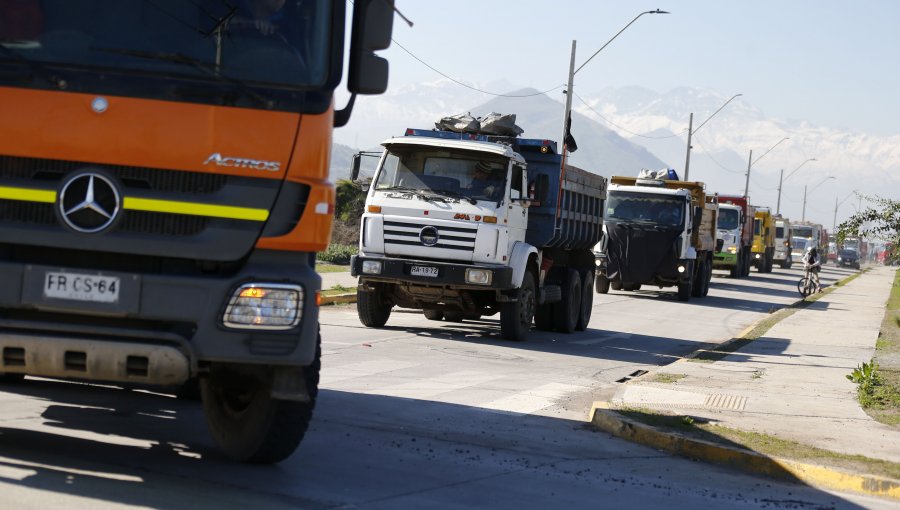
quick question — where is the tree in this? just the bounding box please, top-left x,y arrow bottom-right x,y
837,194 -> 900,263
332,179 -> 367,246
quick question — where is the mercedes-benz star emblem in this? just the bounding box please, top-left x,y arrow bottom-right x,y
58,173 -> 121,233
419,226 -> 439,246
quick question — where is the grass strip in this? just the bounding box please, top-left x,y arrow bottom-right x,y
864,268 -> 900,426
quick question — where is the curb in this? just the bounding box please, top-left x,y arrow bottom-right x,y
320,293 -> 356,306
589,402 -> 900,501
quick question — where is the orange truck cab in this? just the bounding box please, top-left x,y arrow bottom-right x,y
0,0 -> 393,463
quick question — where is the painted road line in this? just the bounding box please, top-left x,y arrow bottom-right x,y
573,332 -> 633,346
482,382 -> 588,415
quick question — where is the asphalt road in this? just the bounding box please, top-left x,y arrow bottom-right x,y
0,264 -> 892,509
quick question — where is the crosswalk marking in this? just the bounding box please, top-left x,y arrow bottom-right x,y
481,382 -> 587,415
373,370 -> 505,400
573,332 -> 632,345
321,359 -> 420,384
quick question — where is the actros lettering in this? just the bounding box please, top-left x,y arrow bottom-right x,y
203,153 -> 281,172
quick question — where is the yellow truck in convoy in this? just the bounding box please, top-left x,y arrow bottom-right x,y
751,207 -> 776,273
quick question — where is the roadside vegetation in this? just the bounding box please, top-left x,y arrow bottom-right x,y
851,268 -> 900,426
316,180 -> 367,269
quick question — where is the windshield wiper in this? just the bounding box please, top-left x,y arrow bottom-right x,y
0,40 -> 66,88
431,189 -> 477,205
379,186 -> 445,203
90,47 -> 272,108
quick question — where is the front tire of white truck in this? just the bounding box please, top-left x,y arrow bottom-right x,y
595,273 -> 610,294
500,271 -> 536,342
423,310 -> 444,321
357,285 -> 392,327
201,332 -> 321,464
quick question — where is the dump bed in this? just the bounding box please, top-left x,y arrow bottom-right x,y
525,156 -> 607,250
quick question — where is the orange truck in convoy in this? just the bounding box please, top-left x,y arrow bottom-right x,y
0,0 -> 393,463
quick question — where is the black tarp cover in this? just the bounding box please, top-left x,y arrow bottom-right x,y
604,222 -> 682,284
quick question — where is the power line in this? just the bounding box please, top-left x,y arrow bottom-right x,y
391,39 -> 565,98
573,91 -> 687,139
690,134 -> 743,174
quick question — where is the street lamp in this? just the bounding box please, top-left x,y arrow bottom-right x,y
561,9 -> 669,155
743,136 -> 790,197
802,176 -> 835,222
684,93 -> 742,181
776,157 -> 817,214
833,189 -> 858,231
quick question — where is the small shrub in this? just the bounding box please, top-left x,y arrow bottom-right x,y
318,244 -> 356,265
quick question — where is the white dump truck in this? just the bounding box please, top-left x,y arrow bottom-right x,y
350,126 -> 607,341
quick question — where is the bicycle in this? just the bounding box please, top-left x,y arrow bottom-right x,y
797,264 -> 820,297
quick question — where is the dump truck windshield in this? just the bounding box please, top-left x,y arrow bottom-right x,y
717,208 -> 740,230
375,147 -> 509,202
794,226 -> 813,238
0,0 -> 333,110
606,191 -> 684,228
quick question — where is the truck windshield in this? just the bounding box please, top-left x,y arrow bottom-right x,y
374,146 -> 509,202
792,237 -> 808,251
0,0 -> 332,110
717,208 -> 740,230
794,226 -> 813,238
606,191 -> 684,228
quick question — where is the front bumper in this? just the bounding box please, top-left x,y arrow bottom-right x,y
713,251 -> 738,266
0,250 -> 321,381
352,255 -> 514,290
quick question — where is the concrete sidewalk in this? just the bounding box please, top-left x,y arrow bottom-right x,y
320,270 -> 356,291
606,265 -> 900,464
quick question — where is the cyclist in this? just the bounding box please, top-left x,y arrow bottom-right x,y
802,246 -> 822,293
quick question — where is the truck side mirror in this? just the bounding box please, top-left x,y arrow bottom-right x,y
350,153 -> 362,181
348,0 -> 394,95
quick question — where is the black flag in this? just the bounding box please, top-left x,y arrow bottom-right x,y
564,112 -> 578,152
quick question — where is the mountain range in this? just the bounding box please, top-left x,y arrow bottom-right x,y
331,79 -> 900,228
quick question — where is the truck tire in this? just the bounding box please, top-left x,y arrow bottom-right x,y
534,303 -> 555,331
742,251 -> 751,277
357,286 -> 392,327
554,268 -> 582,333
595,274 -> 610,294
691,259 -> 706,297
500,271 -> 536,341
201,333 -> 320,464
611,281 -> 622,291
423,310 -> 444,321
623,283 -> 641,291
443,311 -> 465,322
677,279 -> 692,302
576,270 -> 594,331
729,251 -> 741,278
0,373 -> 24,383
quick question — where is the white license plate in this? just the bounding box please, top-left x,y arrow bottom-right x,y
410,266 -> 439,277
44,272 -> 120,303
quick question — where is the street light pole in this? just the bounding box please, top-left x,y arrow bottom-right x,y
776,157 -> 817,215
683,112 -> 693,180
684,93 -> 742,181
832,190 -> 858,231
743,136 -> 790,198
802,176 -> 835,222
561,40 -> 576,155
561,9 -> 669,159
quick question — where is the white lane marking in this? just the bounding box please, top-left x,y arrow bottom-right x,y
481,382 -> 586,415
573,332 -> 633,345
321,359 -> 420,384
371,370 -> 505,400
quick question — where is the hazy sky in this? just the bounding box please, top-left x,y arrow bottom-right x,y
368,0 -> 900,137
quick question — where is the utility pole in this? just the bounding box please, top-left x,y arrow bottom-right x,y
561,40 -> 576,159
776,168 -> 784,215
802,184 -> 807,222
832,195 -> 838,232
743,150 -> 752,198
683,112 -> 694,181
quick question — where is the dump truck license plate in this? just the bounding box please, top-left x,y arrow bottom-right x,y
44,272 -> 120,303
410,266 -> 439,277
